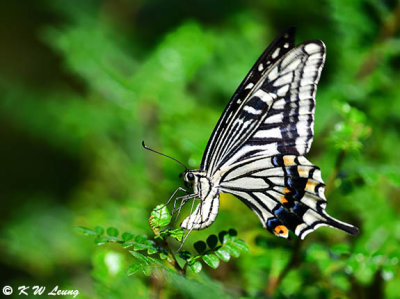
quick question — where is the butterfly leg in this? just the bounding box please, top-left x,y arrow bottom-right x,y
170,193 -> 199,227
169,189 -> 191,218
176,225 -> 196,252
154,187 -> 188,212
175,197 -> 204,252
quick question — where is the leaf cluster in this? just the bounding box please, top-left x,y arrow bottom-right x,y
76,205 -> 249,277
180,229 -> 249,273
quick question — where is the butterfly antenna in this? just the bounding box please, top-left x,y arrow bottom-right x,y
142,141 -> 188,170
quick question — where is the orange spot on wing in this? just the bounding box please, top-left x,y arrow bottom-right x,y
281,187 -> 290,203
305,180 -> 317,192
298,166 -> 309,177
274,225 -> 289,238
283,156 -> 295,166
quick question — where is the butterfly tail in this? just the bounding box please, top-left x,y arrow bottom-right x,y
290,206 -> 359,240
320,210 -> 359,236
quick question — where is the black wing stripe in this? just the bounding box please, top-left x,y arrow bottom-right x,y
227,190 -> 273,224
215,90 -> 276,168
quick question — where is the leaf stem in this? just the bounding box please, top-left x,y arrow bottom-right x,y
163,238 -> 185,275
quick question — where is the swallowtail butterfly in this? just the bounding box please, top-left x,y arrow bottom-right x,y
147,28 -> 359,240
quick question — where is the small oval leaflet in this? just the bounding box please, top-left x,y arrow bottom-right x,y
206,234 -> 218,249
202,253 -> 220,269
107,227 -> 119,237
194,241 -> 207,254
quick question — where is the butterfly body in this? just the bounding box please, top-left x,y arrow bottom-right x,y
175,28 -> 359,239
181,169 -> 220,229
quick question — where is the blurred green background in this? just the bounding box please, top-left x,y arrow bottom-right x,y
1,0 -> 400,298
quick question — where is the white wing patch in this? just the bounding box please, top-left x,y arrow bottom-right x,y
221,177 -> 269,190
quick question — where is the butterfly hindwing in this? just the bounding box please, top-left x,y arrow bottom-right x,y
219,155 -> 358,239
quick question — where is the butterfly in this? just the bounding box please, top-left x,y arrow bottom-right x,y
145,28 -> 359,240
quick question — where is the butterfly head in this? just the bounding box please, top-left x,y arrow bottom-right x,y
182,170 -> 196,188
182,169 -> 206,189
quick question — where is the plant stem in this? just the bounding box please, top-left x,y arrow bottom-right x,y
325,149 -> 346,197
265,238 -> 302,295
163,239 -> 185,275
356,2 -> 400,79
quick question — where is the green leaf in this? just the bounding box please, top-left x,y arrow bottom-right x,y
122,232 -> 134,241
94,236 -> 111,245
150,205 -> 171,234
142,265 -> 152,276
123,239 -> 156,252
121,241 -> 134,248
75,226 -> 98,236
233,239 -> 249,253
218,230 -> 227,243
194,241 -> 207,254
168,228 -> 184,241
107,227 -> 119,237
189,260 -> 202,273
127,264 -> 142,276
94,226 -> 105,235
107,236 -> 123,242
133,243 -> 150,251
215,247 -> 230,262
159,253 -> 168,260
179,251 -> 192,261
219,231 -> 232,244
135,235 -> 148,243
206,234 -> 218,249
130,250 -> 150,265
225,243 -> 240,258
147,247 -> 158,255
202,253 -> 220,269
144,239 -> 155,246
228,228 -> 237,236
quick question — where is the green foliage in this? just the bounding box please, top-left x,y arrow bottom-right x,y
328,101 -> 371,153
149,205 -> 184,240
182,229 -> 249,272
2,0 -> 400,298
77,206 -> 249,278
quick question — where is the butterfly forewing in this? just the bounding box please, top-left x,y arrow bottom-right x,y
201,28 -> 296,174
216,41 -> 326,170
